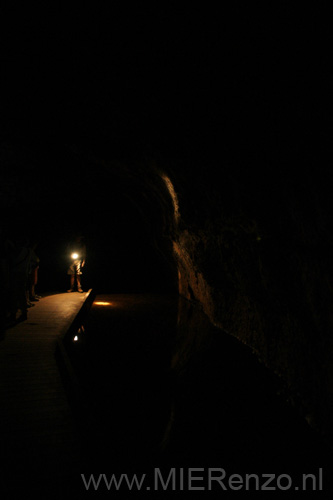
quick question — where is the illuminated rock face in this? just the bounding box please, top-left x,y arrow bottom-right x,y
162,156 -> 332,443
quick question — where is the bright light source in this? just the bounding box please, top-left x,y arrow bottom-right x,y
73,335 -> 78,341
94,301 -> 112,306
71,253 -> 79,259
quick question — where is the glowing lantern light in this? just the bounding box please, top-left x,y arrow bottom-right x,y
71,253 -> 79,259
73,335 -> 78,341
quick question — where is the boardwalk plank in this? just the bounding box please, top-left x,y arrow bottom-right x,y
0,290 -> 93,494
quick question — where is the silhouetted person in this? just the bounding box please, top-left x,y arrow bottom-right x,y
67,235 -> 86,293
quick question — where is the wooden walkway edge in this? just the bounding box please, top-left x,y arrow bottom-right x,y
0,289 -> 95,495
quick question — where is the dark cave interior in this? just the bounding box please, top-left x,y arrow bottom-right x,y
1,3 -> 333,471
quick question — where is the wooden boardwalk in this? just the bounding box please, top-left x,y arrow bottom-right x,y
0,290 -> 94,496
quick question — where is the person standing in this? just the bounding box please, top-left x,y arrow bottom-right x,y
67,235 -> 86,293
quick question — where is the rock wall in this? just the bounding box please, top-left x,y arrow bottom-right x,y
159,148 -> 333,443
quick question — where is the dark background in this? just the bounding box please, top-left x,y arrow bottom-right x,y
2,4 -> 330,149
1,4 -> 331,292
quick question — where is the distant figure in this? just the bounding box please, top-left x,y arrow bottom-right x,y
67,235 -> 86,293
